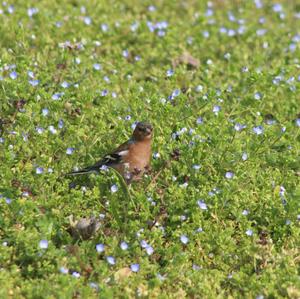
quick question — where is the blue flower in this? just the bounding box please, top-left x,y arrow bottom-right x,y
246,229 -> 253,236
197,200 -> 207,210
72,271 -> 80,278
28,7 -> 38,17
180,235 -> 189,245
120,241 -> 128,250
39,239 -> 48,249
10,71 -> 17,80
66,147 -> 75,155
106,256 -> 116,265
60,266 -> 69,274
166,69 -> 174,77
130,264 -> 140,272
225,171 -> 234,179
96,243 -> 105,253
52,93 -> 64,100
36,167 -> 44,174
111,184 -> 118,193
84,16 -> 92,25
93,63 -> 101,71
242,152 -> 248,161
253,126 -> 264,135
29,79 -> 39,86
145,245 -> 154,255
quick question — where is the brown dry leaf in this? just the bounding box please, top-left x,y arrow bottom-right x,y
114,267 -> 132,281
172,51 -> 200,69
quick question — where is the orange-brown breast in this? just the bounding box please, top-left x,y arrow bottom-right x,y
125,140 -> 151,172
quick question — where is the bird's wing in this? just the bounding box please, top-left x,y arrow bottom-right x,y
89,139 -> 133,169
67,139 -> 134,175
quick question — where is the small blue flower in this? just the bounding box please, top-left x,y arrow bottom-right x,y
101,89 -> 108,96
101,23 -> 109,32
61,81 -> 70,88
58,119 -> 64,129
246,229 -> 253,236
29,79 -> 39,86
193,164 -> 201,170
10,71 -> 17,80
213,105 -> 221,115
106,256 -> 116,265
120,241 -> 128,250
84,16 -> 92,25
93,63 -> 101,71
180,235 -> 189,245
273,3 -> 282,12
111,184 -> 118,193
146,245 -> 154,255
89,282 -> 99,290
52,93 -> 64,100
234,123 -> 246,131
72,271 -> 80,278
197,200 -> 207,210
130,264 -> 140,272
254,92 -> 263,100
192,264 -> 202,271
140,240 -> 148,248
39,239 -> 48,249
253,126 -> 264,135
96,243 -> 105,253
48,125 -> 57,134
36,126 -> 44,134
28,7 -> 38,17
36,167 -> 44,174
42,108 -> 49,116
242,152 -> 248,161
196,117 -> 204,125
60,266 -> 69,274
66,147 -> 75,155
225,171 -> 234,179
242,210 -> 249,216
166,69 -> 174,77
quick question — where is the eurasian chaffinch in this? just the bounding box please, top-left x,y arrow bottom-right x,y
67,122 -> 153,183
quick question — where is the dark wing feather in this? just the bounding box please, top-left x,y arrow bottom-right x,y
67,140 -> 132,175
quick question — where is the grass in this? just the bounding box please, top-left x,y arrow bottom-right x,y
0,0 -> 300,298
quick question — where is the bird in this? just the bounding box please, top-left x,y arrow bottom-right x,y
67,122 -> 153,184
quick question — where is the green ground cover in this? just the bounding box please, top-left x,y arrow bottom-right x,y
0,0 -> 299,298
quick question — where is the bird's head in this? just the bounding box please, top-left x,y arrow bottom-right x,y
132,122 -> 153,141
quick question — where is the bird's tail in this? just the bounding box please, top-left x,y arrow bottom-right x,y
66,167 -> 98,176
